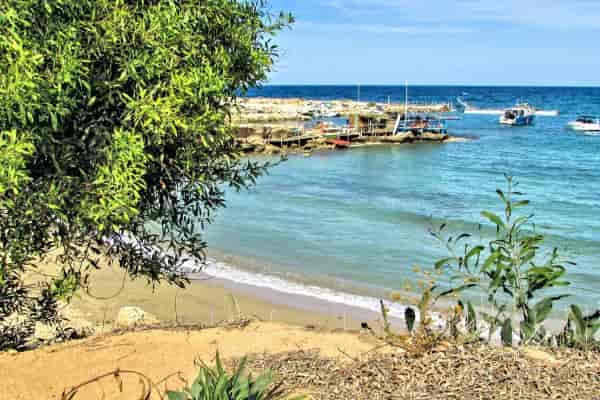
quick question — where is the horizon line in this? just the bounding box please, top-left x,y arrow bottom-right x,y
262,83 -> 600,88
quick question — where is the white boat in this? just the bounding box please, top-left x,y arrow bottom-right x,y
568,115 -> 600,132
457,97 -> 558,117
499,103 -> 535,126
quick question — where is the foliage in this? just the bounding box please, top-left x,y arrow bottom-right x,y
166,352 -> 301,400
384,176 -> 598,353
0,0 -> 292,349
383,267 -> 476,355
555,305 -> 600,351
431,176 -> 574,346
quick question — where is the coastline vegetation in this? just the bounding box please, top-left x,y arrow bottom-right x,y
1,0 -> 599,399
383,176 -> 599,354
166,352 -> 301,400
0,0 -> 292,351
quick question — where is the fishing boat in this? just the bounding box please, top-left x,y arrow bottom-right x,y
499,103 -> 535,126
457,97 -> 558,117
395,113 -> 448,135
568,115 -> 600,132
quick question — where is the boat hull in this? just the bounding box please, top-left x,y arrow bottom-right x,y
499,115 -> 535,126
568,122 -> 600,132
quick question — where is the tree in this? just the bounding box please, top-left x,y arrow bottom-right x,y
0,0 -> 292,349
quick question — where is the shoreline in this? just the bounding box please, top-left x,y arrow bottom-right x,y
67,255 -> 401,333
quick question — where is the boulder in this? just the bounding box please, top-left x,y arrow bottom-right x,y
115,306 -> 159,329
380,133 -> 414,143
263,144 -> 281,155
246,135 -> 264,146
419,132 -> 448,142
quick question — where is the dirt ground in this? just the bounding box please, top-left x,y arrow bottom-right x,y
0,321 -> 377,399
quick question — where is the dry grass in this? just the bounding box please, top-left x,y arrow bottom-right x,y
246,346 -> 600,400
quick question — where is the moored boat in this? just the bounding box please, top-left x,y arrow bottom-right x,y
568,115 -> 600,132
395,113 -> 448,135
499,103 -> 535,126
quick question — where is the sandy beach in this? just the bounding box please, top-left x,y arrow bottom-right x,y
2,257 -> 599,400
66,259 -> 386,333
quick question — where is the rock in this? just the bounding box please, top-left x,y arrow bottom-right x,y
239,143 -> 256,152
419,132 -> 448,141
380,133 -> 414,143
246,135 -> 264,146
115,307 -> 159,329
34,323 -> 59,342
263,144 -> 281,155
522,347 -> 560,365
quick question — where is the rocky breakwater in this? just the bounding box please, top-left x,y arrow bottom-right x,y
379,131 -> 450,143
237,134 -> 334,155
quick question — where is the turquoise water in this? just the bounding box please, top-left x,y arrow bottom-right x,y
204,86 -> 600,313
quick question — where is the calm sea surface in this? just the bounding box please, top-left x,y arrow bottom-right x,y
203,86 -> 600,315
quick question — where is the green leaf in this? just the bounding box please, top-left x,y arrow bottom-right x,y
501,318 -> 513,346
481,211 -> 506,230
534,296 -> 569,324
512,200 -> 530,208
166,391 -> 188,400
465,245 -> 484,261
50,112 -> 58,130
570,305 -> 586,335
436,284 -> 477,299
434,257 -> 453,270
466,301 -> 477,333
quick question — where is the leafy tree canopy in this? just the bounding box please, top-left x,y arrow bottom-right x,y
0,0 -> 292,348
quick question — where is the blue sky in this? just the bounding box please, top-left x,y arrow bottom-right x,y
266,0 -> 600,86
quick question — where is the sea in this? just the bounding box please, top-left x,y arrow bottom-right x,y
201,85 -> 600,320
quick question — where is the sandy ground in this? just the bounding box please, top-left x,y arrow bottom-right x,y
0,321 -> 378,399
4,259 -> 599,400
67,262 -> 368,333
0,259 -> 382,399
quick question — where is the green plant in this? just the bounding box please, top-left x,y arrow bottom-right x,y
0,0 -> 292,350
383,268 -> 476,354
432,176 -> 573,346
166,352 -> 301,400
555,305 -> 600,350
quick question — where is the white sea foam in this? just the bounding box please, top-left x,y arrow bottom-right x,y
114,233 -> 432,323
180,256 -> 412,320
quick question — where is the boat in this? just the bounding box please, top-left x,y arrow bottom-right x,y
457,97 -> 559,117
391,82 -> 448,136
568,115 -> 600,132
499,103 -> 535,126
312,121 -> 343,138
394,113 -> 448,135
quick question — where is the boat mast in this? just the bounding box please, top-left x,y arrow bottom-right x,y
404,80 -> 408,128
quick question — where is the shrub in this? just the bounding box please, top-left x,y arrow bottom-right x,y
166,352 -> 302,400
0,0 -> 292,350
430,176 -> 575,346
385,176 -> 599,351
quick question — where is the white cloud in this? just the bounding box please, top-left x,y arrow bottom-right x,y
296,21 -> 472,35
323,0 -> 600,30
